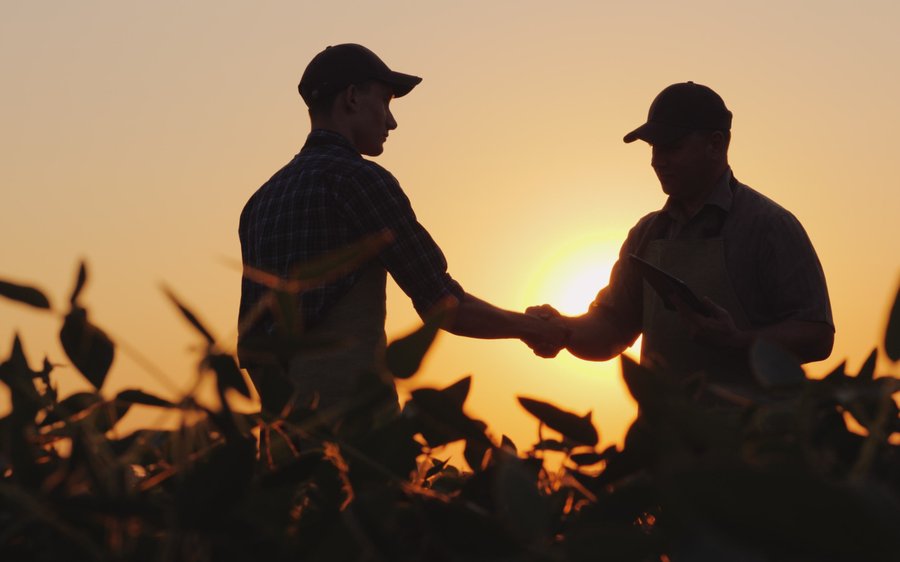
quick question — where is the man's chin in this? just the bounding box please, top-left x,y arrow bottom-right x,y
361,145 -> 385,157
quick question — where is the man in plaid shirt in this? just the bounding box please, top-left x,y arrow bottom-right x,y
239,44 -> 566,414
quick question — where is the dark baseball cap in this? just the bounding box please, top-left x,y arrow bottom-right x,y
298,44 -> 422,107
623,82 -> 732,145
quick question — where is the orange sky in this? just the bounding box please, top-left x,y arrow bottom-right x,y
2,1 -> 899,450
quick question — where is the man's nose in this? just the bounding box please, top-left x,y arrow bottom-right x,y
386,110 -> 397,130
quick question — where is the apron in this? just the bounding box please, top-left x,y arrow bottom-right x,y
287,264 -> 398,412
640,235 -> 752,386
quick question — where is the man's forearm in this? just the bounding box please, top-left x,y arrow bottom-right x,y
445,293 -> 554,341
563,312 -> 630,361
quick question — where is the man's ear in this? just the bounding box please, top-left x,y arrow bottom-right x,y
707,130 -> 726,159
338,84 -> 361,115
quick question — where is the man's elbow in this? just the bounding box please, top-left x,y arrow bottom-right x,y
801,325 -> 834,363
567,338 -> 628,362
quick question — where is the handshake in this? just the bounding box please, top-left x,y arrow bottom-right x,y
522,304 -> 571,358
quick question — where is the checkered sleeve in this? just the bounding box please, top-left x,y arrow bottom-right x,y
338,163 -> 465,316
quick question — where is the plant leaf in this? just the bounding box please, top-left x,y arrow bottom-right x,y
385,303 -> 451,379
407,377 -> 487,448
205,353 -> 251,399
162,286 -> 216,345
463,438 -> 492,473
0,279 -> 51,310
69,261 -> 87,305
620,354 -> 663,410
570,452 -> 605,466
50,392 -> 103,421
0,335 -> 43,419
518,397 -> 598,446
116,389 -> 176,408
500,434 -> 518,454
886,283 -> 900,361
750,339 -> 805,389
59,308 -> 114,390
855,348 -> 877,381
823,360 -> 847,383
441,375 -> 471,406
534,439 -> 568,452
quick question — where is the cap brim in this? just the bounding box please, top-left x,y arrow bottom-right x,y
383,71 -> 422,98
623,122 -> 691,145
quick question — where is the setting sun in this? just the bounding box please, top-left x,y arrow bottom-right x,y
523,236 -> 619,315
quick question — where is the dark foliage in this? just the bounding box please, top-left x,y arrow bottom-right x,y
0,264 -> 898,561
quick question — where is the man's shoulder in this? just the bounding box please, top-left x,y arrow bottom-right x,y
627,209 -> 666,238
731,179 -> 811,240
734,177 -> 791,215
733,179 -> 795,220
344,157 -> 400,188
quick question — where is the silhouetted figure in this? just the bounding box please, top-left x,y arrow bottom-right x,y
239,44 -> 566,415
527,82 -> 834,390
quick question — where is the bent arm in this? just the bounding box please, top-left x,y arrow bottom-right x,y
561,308 -> 633,361
736,319 -> 834,363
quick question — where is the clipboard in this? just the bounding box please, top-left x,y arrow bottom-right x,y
628,253 -> 712,315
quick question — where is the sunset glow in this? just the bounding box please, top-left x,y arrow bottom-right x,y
1,1 -> 898,451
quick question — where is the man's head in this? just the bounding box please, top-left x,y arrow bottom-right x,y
299,44 -> 422,156
625,82 -> 732,200
624,82 -> 732,146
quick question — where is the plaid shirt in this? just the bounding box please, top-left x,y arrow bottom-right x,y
239,129 -> 464,344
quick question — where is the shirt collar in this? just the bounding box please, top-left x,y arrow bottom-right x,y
662,167 -> 734,221
302,128 -> 360,155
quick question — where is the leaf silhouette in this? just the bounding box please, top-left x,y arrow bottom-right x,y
385,303 -> 450,379
116,389 -> 176,408
43,392 -> 130,434
0,279 -> 51,310
534,439 -> 567,452
886,283 -> 900,361
162,286 -> 216,345
620,354 -> 663,411
440,374 -> 471,406
204,353 -> 251,399
464,438 -> 492,472
69,261 -> 87,305
59,307 -> 114,390
42,391 -> 103,425
500,434 -> 518,454
823,360 -> 848,383
0,335 -> 43,418
408,376 -> 487,447
518,397 -> 598,446
855,348 -> 877,380
570,452 -> 604,466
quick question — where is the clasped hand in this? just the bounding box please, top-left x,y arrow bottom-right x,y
523,304 -> 569,358
672,295 -> 743,349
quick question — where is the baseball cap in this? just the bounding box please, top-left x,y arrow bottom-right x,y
298,44 -> 422,107
623,82 -> 732,145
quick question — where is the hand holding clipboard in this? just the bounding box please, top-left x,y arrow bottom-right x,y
628,254 -> 713,316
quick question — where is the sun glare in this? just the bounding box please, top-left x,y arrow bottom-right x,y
523,237 -> 621,316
